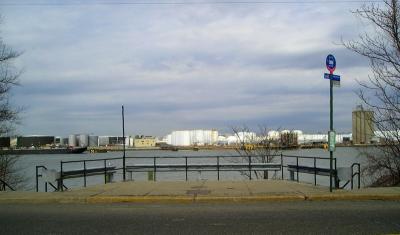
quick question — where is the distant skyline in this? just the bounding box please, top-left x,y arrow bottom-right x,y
2,0 -> 374,136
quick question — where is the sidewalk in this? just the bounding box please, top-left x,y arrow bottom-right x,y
1,180 -> 400,204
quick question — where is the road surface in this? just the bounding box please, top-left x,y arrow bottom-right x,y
1,201 -> 399,234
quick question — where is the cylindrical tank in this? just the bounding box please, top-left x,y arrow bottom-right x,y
268,131 -> 280,140
98,136 -> 109,146
88,135 -> 99,147
79,134 -> 89,147
68,134 -> 77,147
293,130 -> 303,136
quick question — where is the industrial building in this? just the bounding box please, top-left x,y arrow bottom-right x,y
0,137 -> 10,148
218,130 -> 352,146
297,133 -> 352,145
16,136 -> 55,148
166,129 -> 219,146
98,136 -> 129,147
352,106 -> 374,144
134,135 -> 156,148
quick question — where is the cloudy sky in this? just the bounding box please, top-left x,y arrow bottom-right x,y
1,0 -> 375,137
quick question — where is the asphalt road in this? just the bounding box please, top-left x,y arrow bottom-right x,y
1,201 -> 399,234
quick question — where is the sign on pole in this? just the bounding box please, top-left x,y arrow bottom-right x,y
324,73 -> 340,81
332,80 -> 340,87
326,54 -> 336,74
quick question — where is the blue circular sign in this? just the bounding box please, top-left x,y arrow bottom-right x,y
326,54 -> 336,73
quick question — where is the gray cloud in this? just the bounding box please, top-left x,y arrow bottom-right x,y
2,1 -> 372,136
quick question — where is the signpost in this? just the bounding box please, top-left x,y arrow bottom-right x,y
328,131 -> 336,152
325,54 -> 340,192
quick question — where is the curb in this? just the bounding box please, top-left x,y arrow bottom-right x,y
86,195 -> 306,204
307,194 -> 400,201
87,196 -> 195,204
195,195 -> 305,203
0,197 -> 88,204
1,194 -> 400,204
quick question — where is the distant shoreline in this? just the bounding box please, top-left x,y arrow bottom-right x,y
87,144 -> 379,152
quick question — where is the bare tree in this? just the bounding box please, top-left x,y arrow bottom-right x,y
343,0 -> 400,186
231,125 -> 281,180
0,154 -> 25,190
0,17 -> 23,190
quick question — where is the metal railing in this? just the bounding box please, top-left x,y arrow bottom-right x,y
35,165 -> 59,192
125,155 -> 282,181
0,178 -> 15,191
35,154 -> 360,192
281,154 -> 338,186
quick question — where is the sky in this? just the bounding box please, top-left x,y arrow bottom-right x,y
0,0 -> 376,137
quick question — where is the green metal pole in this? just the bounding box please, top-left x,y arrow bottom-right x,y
122,105 -> 126,181
329,77 -> 333,192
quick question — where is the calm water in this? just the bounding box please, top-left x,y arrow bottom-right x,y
15,147 -> 373,191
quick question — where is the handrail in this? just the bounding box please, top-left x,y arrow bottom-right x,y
36,154 -> 358,192
281,155 -> 337,186
0,178 -> 15,191
36,165 -> 48,192
351,163 -> 361,189
36,165 -> 59,192
61,157 -> 123,164
282,154 -> 336,160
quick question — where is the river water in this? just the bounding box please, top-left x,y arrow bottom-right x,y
14,147 -> 374,191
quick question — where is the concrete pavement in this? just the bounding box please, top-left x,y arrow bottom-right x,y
0,180 -> 400,203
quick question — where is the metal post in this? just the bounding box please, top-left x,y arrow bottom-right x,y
296,157 -> 299,182
35,166 -> 39,192
249,156 -> 252,180
217,156 -> 220,181
329,78 -> 333,192
281,153 -> 283,180
351,163 -> 361,189
153,157 -> 156,182
185,157 -> 188,181
104,159 -> 107,184
314,157 -> 317,186
60,161 -> 63,192
351,164 -> 354,190
122,105 -> 126,181
45,182 -> 48,192
357,164 -> 361,189
334,158 -> 338,188
83,160 -> 87,187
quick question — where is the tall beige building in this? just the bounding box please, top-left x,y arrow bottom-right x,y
352,106 -> 374,144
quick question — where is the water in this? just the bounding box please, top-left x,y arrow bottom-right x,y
14,147 -> 372,191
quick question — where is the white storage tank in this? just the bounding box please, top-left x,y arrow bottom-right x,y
293,130 -> 303,136
79,134 -> 89,147
268,131 -> 280,140
68,134 -> 77,147
88,136 -> 99,147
